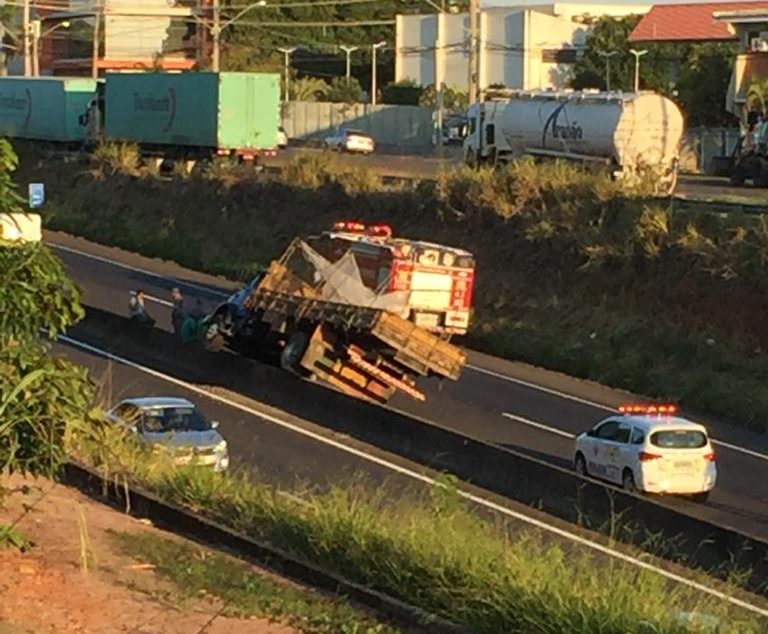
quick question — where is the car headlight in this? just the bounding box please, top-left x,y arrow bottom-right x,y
215,440 -> 228,454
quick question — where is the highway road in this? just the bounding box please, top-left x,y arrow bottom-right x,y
49,231 -> 768,543
264,147 -> 768,203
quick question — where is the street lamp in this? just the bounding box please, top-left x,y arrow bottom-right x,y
31,19 -> 70,77
340,45 -> 358,86
597,50 -> 618,92
371,40 -> 386,106
629,48 -> 648,93
210,0 -> 266,72
278,46 -> 298,102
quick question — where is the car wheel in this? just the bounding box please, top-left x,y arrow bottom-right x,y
574,452 -> 588,477
691,491 -> 710,504
622,469 -> 637,494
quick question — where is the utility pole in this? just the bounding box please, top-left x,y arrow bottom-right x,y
211,0 -> 221,72
630,48 -> 647,93
92,1 -> 102,79
597,50 -> 618,92
278,46 -> 297,101
468,0 -> 479,104
371,40 -> 385,106
23,0 -> 31,76
340,45 -> 358,86
31,20 -> 39,77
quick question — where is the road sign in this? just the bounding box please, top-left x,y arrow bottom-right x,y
29,183 -> 45,209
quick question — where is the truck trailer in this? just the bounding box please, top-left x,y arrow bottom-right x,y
203,223 -> 476,404
84,71 -> 281,163
0,76 -> 98,143
463,90 -> 684,194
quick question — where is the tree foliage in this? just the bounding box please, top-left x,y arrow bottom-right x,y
0,139 -> 93,479
571,15 -> 738,127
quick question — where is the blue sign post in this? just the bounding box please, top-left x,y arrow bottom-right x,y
29,183 -> 45,209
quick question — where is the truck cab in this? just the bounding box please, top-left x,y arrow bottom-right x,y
463,101 -> 510,167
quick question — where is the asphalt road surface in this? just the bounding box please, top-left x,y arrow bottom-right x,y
265,147 -> 768,203
49,231 -> 768,542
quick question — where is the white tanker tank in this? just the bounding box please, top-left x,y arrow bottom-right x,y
463,90 -> 684,194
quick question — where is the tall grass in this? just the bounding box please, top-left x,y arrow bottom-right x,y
69,423 -> 766,633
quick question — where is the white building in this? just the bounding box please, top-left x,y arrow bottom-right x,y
395,2 -> 652,92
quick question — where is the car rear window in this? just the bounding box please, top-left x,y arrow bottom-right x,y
650,430 -> 707,449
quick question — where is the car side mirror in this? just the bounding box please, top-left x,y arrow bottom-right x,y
211,421 -> 220,430
587,429 -> 597,438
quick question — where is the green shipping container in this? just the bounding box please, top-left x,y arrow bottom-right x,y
0,77 -> 98,142
104,72 -> 280,152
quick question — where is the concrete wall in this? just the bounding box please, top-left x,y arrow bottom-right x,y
282,101 -> 434,150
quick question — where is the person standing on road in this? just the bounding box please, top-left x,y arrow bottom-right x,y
129,289 -> 155,326
171,287 -> 185,336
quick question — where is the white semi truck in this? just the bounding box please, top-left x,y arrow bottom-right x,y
463,90 -> 684,194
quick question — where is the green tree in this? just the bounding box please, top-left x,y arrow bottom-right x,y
419,84 -> 469,112
0,139 -> 94,480
571,15 -> 737,126
290,76 -> 331,101
327,76 -> 366,103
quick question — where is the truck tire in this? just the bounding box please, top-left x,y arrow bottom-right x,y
280,331 -> 309,374
757,159 -> 768,187
730,164 -> 746,186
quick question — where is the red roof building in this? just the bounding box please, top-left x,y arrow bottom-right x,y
629,1 -> 768,42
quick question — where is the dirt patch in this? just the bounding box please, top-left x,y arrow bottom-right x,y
0,475 -> 296,634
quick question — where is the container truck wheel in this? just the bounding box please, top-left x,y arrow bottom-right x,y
280,331 -> 310,374
729,163 -> 746,186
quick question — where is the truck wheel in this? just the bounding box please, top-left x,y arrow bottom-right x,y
757,159 -> 768,187
280,331 -> 309,374
205,323 -> 226,352
730,164 -> 746,186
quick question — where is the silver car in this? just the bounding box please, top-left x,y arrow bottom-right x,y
107,397 -> 229,472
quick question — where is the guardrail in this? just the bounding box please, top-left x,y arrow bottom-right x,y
70,306 -> 768,596
62,462 -> 468,634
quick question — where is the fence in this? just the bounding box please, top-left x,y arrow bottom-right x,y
282,102 -> 434,151
683,127 -> 741,174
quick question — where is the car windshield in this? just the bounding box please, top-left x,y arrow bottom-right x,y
141,406 -> 211,433
650,429 -> 707,449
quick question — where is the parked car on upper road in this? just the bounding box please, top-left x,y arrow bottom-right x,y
107,396 -> 230,472
323,128 -> 375,154
573,404 -> 716,502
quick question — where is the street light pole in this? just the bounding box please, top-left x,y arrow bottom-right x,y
340,45 -> 358,86
629,48 -> 648,93
212,0 -> 221,72
32,20 -> 70,77
278,46 -> 297,101
23,0 -> 31,76
210,0 -> 266,72
597,50 -> 618,91
371,40 -> 385,106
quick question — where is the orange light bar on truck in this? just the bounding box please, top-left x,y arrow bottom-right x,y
333,221 -> 366,232
619,404 -> 678,415
367,224 -> 392,238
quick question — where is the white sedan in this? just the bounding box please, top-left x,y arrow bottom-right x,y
573,404 -> 717,502
324,129 -> 375,154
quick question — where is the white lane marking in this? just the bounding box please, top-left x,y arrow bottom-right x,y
51,242 -> 768,465
503,412 -> 768,464
57,333 -> 768,619
467,363 -> 614,412
49,242 -> 230,299
476,366 -> 768,463
502,412 -> 575,439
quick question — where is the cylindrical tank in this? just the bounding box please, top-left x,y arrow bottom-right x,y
500,91 -> 684,174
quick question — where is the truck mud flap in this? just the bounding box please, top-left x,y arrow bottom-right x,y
372,313 -> 465,381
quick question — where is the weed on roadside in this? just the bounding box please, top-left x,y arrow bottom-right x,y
112,531 -> 402,634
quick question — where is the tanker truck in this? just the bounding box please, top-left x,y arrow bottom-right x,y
463,90 -> 684,194
203,222 -> 475,404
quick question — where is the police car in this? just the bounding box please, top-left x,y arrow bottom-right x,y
573,404 -> 717,502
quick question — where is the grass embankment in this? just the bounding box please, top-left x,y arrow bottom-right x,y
114,532 -> 399,634
72,422 -> 765,633
24,145 -> 768,430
